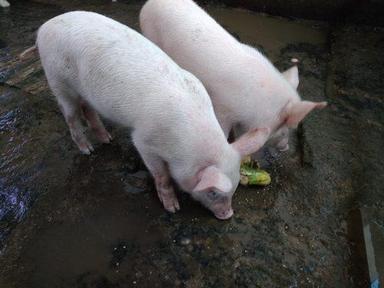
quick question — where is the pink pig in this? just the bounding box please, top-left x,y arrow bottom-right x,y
140,0 -> 327,152
33,11 -> 271,219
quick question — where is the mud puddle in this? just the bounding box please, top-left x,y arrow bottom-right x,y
207,6 -> 327,60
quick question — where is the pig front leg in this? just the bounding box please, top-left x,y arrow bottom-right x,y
154,172 -> 180,213
134,144 -> 180,213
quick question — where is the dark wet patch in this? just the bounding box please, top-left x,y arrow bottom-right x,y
0,47 -> 16,83
0,40 -> 7,49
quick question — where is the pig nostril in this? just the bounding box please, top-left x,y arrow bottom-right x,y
214,207 -> 234,220
223,209 -> 233,218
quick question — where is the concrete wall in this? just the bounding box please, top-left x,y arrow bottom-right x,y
198,0 -> 384,25
23,0 -> 384,25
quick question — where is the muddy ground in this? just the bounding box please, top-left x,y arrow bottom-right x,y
0,1 -> 383,287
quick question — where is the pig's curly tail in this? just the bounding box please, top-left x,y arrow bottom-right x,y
19,44 -> 38,61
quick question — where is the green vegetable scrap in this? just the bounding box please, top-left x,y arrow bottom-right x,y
240,158 -> 271,186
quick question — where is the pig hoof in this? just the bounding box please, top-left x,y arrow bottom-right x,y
174,200 -> 180,211
163,199 -> 180,213
95,129 -> 112,143
78,141 -> 94,155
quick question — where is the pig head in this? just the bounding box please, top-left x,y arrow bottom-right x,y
260,65 -> 327,153
177,128 -> 270,220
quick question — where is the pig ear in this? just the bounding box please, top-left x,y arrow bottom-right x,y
282,66 -> 299,90
284,101 -> 327,128
193,166 -> 232,193
231,128 -> 270,157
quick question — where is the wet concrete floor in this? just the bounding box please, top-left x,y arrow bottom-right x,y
1,1 -> 384,287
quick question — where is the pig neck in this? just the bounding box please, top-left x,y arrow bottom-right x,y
172,126 -> 236,192
210,54 -> 298,130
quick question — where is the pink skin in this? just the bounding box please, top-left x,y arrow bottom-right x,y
38,11 -> 278,219
133,142 -> 181,213
210,198 -> 233,220
81,102 -> 113,144
64,101 -> 180,213
183,128 -> 270,219
57,96 -> 112,155
70,103 -> 112,154
140,1 -> 328,156
189,188 -> 234,220
154,174 -> 180,213
56,96 -> 94,155
70,101 -> 270,218
256,100 -> 327,153
187,165 -> 235,219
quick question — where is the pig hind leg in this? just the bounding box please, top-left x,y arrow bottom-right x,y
81,102 -> 112,144
50,82 -> 94,154
134,142 -> 180,213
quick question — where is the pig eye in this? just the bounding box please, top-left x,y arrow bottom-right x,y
207,191 -> 219,200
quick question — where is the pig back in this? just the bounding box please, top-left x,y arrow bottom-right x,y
37,11 -> 206,127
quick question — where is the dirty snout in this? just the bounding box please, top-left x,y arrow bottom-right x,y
191,165 -> 238,219
206,192 -> 234,220
266,126 -> 290,152
276,137 -> 289,152
192,190 -> 234,220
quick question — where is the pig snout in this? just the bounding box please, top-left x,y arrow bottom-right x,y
214,207 -> 234,220
277,142 -> 289,152
279,144 -> 289,152
275,137 -> 289,152
210,200 -> 234,220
